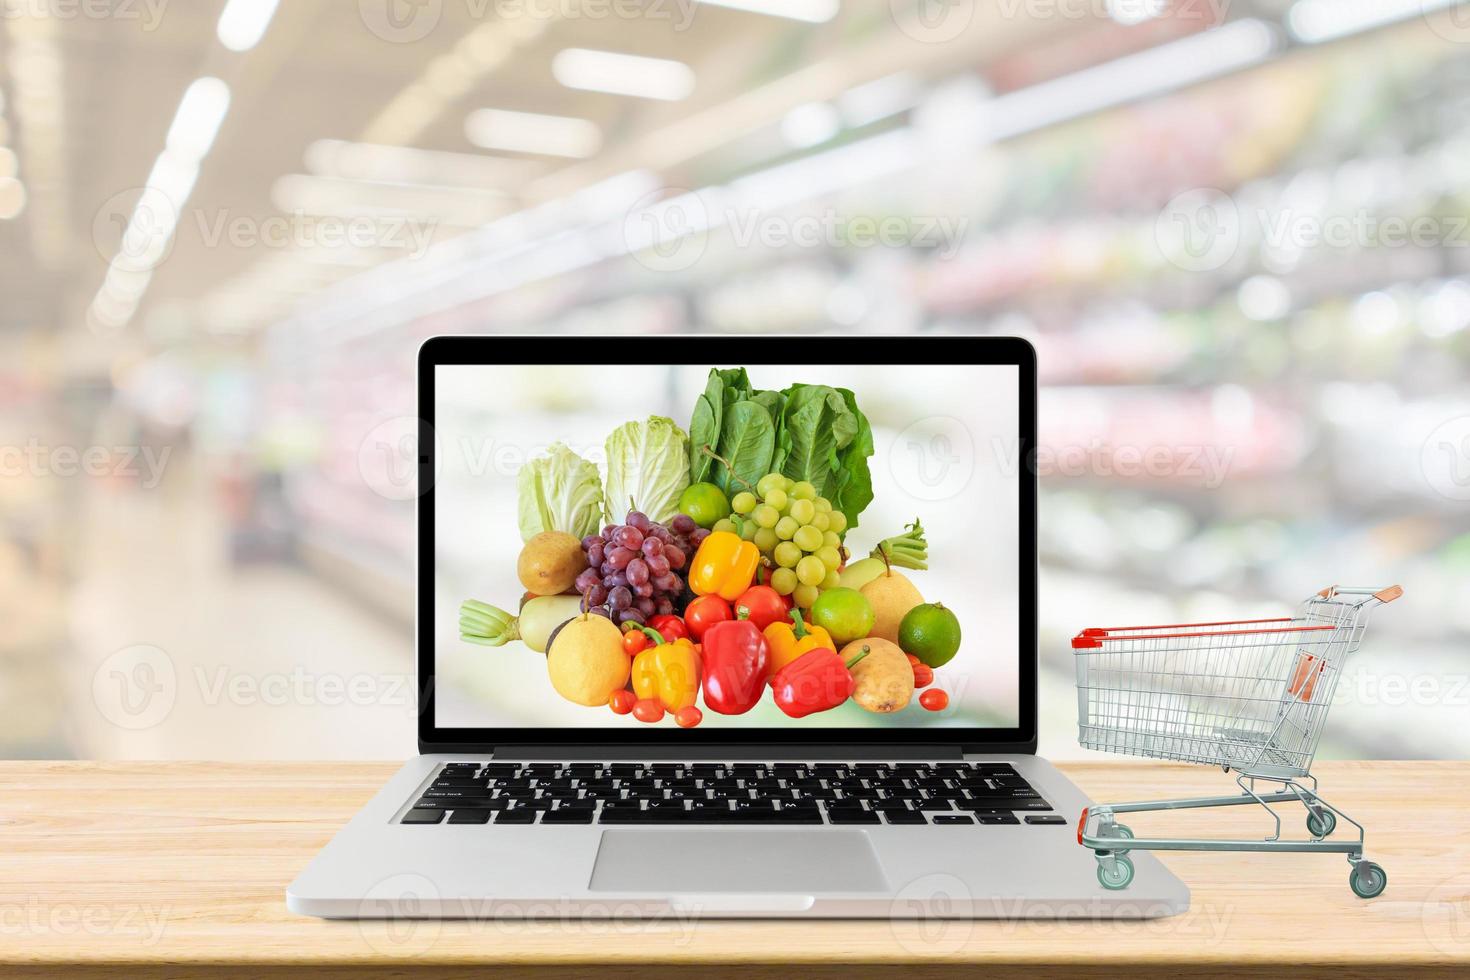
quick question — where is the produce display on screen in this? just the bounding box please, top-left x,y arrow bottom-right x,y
456,367 -> 965,728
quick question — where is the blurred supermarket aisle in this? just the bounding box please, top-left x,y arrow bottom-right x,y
59,455 -> 416,759
2,1 -> 1469,760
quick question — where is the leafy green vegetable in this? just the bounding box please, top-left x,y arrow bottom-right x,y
778,385 -> 859,498
689,368 -> 760,485
830,386 -> 874,526
713,400 -> 777,494
685,368 -> 876,529
516,442 -> 604,542
605,416 -> 691,523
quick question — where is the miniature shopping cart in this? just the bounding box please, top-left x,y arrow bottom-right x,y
1073,584 -> 1403,898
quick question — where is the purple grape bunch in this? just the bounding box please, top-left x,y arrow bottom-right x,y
575,510 -> 711,627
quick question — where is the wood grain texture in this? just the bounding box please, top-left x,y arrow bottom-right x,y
0,761 -> 1466,979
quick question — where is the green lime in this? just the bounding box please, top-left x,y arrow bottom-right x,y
898,603 -> 962,668
679,482 -> 731,528
810,587 -> 875,645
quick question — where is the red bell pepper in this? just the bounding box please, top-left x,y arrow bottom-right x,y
771,645 -> 871,719
647,614 -> 690,644
699,610 -> 770,715
734,584 -> 791,633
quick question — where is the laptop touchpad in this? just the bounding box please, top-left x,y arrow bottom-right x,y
589,830 -> 889,893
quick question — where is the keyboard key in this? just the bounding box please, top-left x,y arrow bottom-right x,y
542,809 -> 594,824
495,809 -> 537,824
827,808 -> 879,825
977,813 -> 1021,825
401,809 -> 445,824
1025,815 -> 1068,825
932,814 -> 974,825
884,810 -> 926,825
915,799 -> 953,811
448,809 -> 492,824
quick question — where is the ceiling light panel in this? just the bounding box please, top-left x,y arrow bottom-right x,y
551,48 -> 695,101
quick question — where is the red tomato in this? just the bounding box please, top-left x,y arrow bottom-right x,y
683,594 -> 734,641
632,698 -> 665,723
622,629 -> 651,656
911,663 -> 934,688
647,614 -> 690,643
919,689 -> 949,711
609,690 -> 636,714
734,585 -> 791,632
674,706 -> 703,729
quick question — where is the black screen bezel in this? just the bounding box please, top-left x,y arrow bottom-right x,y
417,336 -> 1038,754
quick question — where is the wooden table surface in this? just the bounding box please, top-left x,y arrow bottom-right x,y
1,760 -> 1465,979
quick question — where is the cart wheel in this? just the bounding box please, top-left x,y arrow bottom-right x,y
1106,823 -> 1135,854
1306,810 -> 1337,838
1349,862 -> 1387,899
1097,856 -> 1135,891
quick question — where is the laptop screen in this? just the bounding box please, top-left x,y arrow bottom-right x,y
433,363 -> 1020,732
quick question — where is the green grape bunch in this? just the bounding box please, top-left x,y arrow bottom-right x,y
712,472 -> 848,609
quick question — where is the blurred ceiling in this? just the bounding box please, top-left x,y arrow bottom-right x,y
0,0 -> 1248,346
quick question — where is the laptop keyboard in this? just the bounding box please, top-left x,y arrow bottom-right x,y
401,762 -> 1057,827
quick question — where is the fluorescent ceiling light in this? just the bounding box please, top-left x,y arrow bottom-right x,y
971,19 -> 1277,142
464,108 -> 602,158
1287,0 -> 1461,43
0,177 -> 25,220
304,139 -> 540,188
1105,0 -> 1167,26
165,77 -> 231,163
552,49 -> 695,101
781,102 -> 841,148
697,0 -> 839,23
217,0 -> 281,52
838,72 -> 921,127
272,173 -> 509,224
143,149 -> 201,208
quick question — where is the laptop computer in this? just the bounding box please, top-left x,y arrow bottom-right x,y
287,335 -> 1189,919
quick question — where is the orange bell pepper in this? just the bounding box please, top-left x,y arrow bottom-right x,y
763,607 -> 836,679
687,530 -> 759,602
630,628 -> 701,712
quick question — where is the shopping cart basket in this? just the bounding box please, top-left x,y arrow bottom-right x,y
1073,584 -> 1402,898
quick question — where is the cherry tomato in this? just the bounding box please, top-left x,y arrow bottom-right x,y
623,629 -> 651,656
911,663 -> 934,688
632,698 -> 665,723
674,706 -> 703,729
919,688 -> 949,711
683,594 -> 734,641
734,585 -> 791,632
609,690 -> 637,714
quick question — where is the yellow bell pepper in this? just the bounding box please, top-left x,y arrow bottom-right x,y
687,530 -> 759,602
763,607 -> 836,678
630,628 -> 701,711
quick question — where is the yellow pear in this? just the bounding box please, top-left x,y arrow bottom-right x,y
860,568 -> 924,644
546,614 -> 628,706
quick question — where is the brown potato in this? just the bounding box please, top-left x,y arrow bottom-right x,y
841,637 -> 914,713
517,531 -> 587,596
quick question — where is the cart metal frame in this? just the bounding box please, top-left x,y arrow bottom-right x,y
1072,584 -> 1402,898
